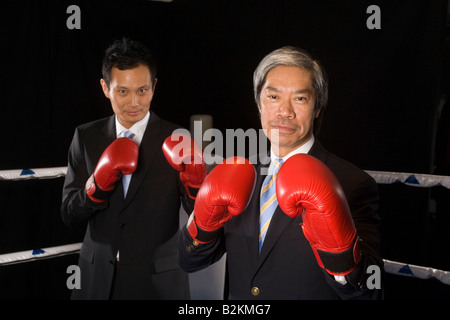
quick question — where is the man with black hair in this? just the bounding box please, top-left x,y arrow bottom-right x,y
61,38 -> 199,299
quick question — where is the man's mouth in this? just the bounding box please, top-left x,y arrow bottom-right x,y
270,123 -> 297,134
125,109 -> 141,116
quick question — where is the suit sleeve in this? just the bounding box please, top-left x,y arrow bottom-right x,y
60,128 -> 107,229
179,184 -> 196,216
327,174 -> 383,299
178,222 -> 226,273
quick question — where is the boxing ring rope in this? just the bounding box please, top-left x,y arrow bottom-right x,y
365,170 -> 450,189
1,166 -> 450,286
0,167 -> 67,181
0,243 -> 82,266
2,166 -> 449,188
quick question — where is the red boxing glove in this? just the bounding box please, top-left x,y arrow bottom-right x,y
276,154 -> 360,276
187,157 -> 256,244
85,137 -> 139,203
162,133 -> 207,199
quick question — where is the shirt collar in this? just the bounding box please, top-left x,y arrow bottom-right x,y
115,111 -> 150,146
270,134 -> 315,166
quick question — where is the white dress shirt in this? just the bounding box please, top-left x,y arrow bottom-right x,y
269,134 -> 315,167
115,111 -> 150,146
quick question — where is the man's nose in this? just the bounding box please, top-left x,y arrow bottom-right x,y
130,93 -> 139,106
277,100 -> 295,119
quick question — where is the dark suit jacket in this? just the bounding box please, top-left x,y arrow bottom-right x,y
179,140 -> 383,300
61,112 -> 193,300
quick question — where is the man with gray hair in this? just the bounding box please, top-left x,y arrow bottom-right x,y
178,46 -> 383,300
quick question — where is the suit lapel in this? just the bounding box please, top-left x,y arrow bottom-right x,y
121,113 -> 162,209
255,140 -> 326,267
99,115 -> 117,154
308,140 -> 328,164
257,208 -> 294,266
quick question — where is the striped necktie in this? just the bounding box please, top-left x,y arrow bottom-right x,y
259,158 -> 283,252
119,130 -> 135,197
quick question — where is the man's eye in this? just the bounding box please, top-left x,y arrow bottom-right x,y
119,89 -> 127,94
139,89 -> 147,94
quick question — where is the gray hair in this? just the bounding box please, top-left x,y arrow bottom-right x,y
253,46 -> 328,134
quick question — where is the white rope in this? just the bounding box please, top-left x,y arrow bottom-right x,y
383,259 -> 450,285
366,170 -> 450,189
0,167 -> 67,181
0,243 -> 82,266
1,242 -> 449,287
1,166 -> 449,189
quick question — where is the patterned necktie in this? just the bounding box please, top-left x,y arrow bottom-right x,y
119,130 -> 135,197
259,158 -> 283,252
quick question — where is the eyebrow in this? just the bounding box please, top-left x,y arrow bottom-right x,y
264,86 -> 312,94
264,86 -> 280,92
116,84 -> 151,90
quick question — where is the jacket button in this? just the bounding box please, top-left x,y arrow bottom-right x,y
251,286 -> 260,296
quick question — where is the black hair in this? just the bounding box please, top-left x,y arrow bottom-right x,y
102,38 -> 157,88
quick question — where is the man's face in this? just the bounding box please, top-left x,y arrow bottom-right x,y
100,64 -> 156,129
258,65 -> 321,157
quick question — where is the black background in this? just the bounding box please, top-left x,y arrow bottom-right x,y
1,0 -> 450,300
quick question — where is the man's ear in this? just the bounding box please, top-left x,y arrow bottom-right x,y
315,106 -> 322,119
100,79 -> 110,98
152,78 -> 158,92
256,103 -> 262,120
